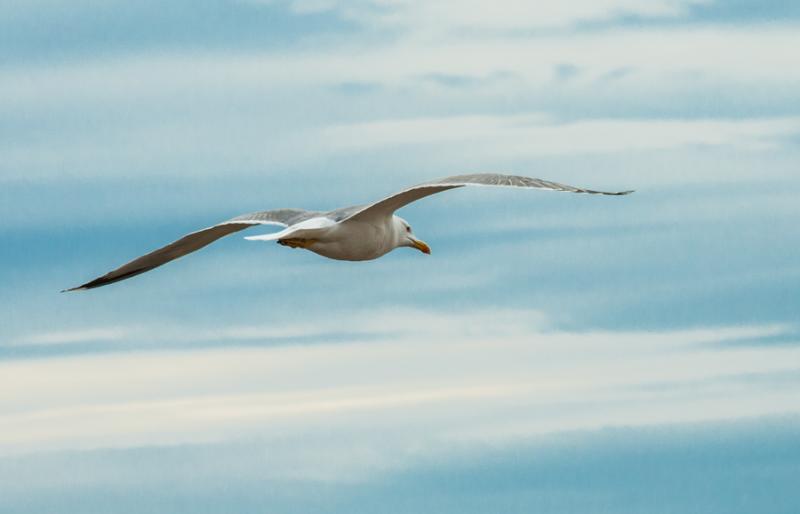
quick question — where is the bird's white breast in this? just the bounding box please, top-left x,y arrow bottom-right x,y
308,218 -> 395,261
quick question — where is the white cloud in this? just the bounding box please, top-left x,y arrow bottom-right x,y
0,1 -> 797,188
10,327 -> 129,346
321,114 -> 800,156
283,0 -> 710,31
1,22 -> 799,183
1,307 -> 797,469
4,26 -> 799,107
11,307 -> 547,348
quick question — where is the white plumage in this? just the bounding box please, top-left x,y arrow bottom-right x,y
65,173 -> 632,291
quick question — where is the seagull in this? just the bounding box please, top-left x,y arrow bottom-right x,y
64,173 -> 632,291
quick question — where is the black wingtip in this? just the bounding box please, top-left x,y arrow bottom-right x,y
586,189 -> 635,196
61,286 -> 87,293
61,267 -> 150,293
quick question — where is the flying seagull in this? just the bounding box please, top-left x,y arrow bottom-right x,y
64,173 -> 632,291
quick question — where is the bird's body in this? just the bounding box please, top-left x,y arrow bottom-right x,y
303,218 -> 398,261
65,173 -> 632,291
263,215 -> 424,261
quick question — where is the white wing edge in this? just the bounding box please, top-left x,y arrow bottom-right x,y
244,216 -> 338,242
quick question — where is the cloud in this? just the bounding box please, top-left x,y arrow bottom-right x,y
2,307 -> 797,459
282,0 -> 711,31
10,307 -> 546,350
321,114 -> 800,156
2,414 -> 799,514
10,328 -> 129,346
5,25 -> 800,105
2,21 -> 799,184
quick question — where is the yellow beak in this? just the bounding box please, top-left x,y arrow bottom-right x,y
410,238 -> 431,255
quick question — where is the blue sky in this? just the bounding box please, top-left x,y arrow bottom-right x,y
1,1 -> 800,512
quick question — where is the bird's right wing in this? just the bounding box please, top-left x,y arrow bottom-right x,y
64,208 -> 318,291
341,173 -> 633,223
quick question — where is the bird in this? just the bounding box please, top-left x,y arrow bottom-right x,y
64,173 -> 633,291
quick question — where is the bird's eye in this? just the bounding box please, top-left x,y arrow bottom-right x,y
406,226 -> 411,232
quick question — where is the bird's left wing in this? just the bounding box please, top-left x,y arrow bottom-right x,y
64,208 -> 318,291
340,173 -> 633,223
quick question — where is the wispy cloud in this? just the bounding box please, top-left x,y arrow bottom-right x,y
2,20 -> 798,185
3,414 -> 798,513
11,328 -> 129,346
9,307 -> 547,351
4,25 -> 800,105
321,114 -> 800,156
2,308 -> 797,460
278,0 -> 711,31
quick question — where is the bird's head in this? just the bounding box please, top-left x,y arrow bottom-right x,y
393,216 -> 430,255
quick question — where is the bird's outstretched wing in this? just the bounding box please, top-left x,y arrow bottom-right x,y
341,173 -> 633,223
64,208 -> 319,291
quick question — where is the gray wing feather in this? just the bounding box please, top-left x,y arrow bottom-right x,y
226,208 -> 321,226
64,208 -> 318,291
342,173 -> 633,223
324,204 -> 368,223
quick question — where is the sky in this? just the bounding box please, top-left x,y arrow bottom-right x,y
1,1 -> 800,512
